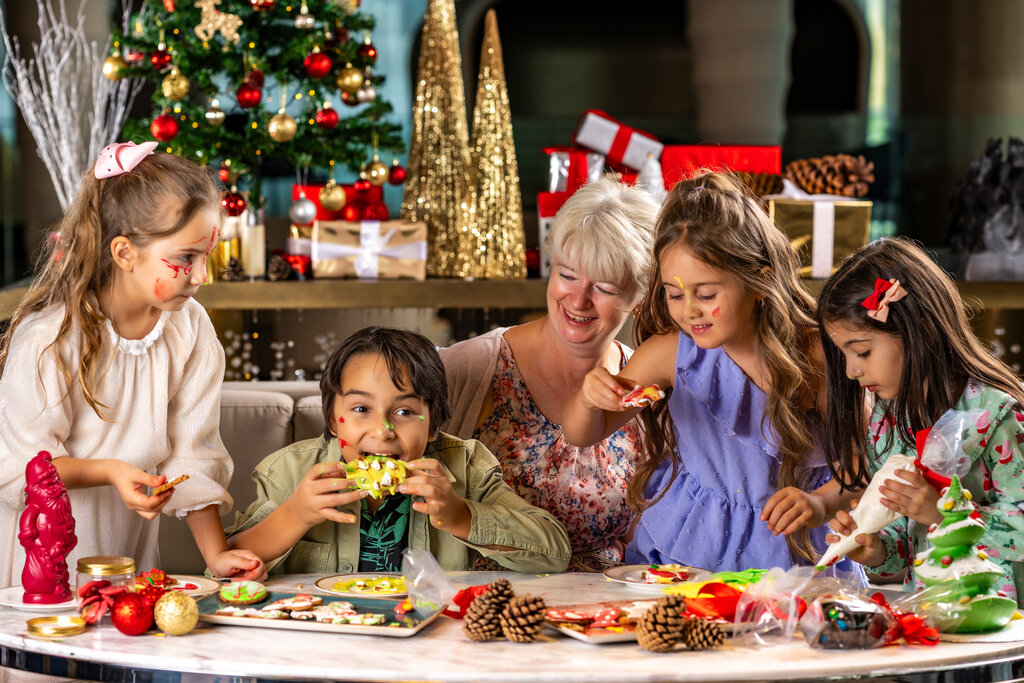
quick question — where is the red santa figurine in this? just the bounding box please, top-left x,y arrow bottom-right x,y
18,451 -> 76,604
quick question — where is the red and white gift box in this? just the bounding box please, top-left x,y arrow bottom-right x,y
537,191 -> 573,278
544,146 -> 606,193
572,110 -> 663,172
661,145 -> 781,189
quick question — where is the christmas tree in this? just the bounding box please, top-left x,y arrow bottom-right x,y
112,0 -> 403,207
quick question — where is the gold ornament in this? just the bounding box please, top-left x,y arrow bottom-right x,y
153,591 -> 198,636
455,10 -> 526,279
194,0 -> 243,45
102,53 -> 128,81
205,99 -> 226,126
366,156 -> 389,186
319,179 -> 347,210
401,0 -> 471,277
161,67 -> 190,101
269,111 -> 297,142
335,63 -> 363,95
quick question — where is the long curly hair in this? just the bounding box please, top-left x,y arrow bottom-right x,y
626,171 -> 823,561
0,152 -> 219,419
817,237 -> 1024,489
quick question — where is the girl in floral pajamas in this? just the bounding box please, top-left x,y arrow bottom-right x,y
817,238 -> 1024,600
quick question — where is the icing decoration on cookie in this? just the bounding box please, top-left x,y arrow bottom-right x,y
345,455 -> 410,499
622,384 -> 666,409
333,575 -> 407,595
641,564 -> 691,584
135,568 -> 176,589
218,580 -> 268,605
261,593 -> 322,612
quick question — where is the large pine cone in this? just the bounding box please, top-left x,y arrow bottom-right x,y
499,594 -> 547,643
681,618 -> 726,650
636,596 -> 686,652
462,579 -> 516,642
735,171 -> 784,198
785,154 -> 875,198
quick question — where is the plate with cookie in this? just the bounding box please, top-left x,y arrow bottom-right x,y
199,580 -> 438,637
603,564 -> 711,591
315,573 -> 408,599
134,569 -> 219,598
545,599 -> 660,644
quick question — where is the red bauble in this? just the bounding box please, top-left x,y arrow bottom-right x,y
162,0 -> 176,10
217,165 -> 231,183
136,584 -> 167,611
249,0 -> 275,10
236,83 -> 262,109
221,191 -> 247,216
123,49 -> 145,65
356,42 -> 378,64
244,69 -> 265,89
342,204 -> 361,221
315,106 -> 339,129
340,90 -> 360,107
362,202 -> 389,221
387,162 -> 406,185
111,593 -> 153,636
150,114 -> 179,142
303,52 -> 332,79
149,49 -> 172,70
354,178 -> 372,193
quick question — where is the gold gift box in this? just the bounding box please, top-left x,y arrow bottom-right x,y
312,220 -> 427,280
768,198 -> 872,278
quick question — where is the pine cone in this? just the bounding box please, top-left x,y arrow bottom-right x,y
736,171 -> 784,197
222,257 -> 245,282
463,579 -> 516,642
636,596 -> 685,652
499,594 -> 547,643
785,154 -> 875,198
267,254 -> 293,281
681,618 -> 726,650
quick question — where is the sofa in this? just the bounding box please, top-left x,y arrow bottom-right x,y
157,381 -> 323,573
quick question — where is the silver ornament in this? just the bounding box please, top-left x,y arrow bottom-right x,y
289,195 -> 318,225
356,83 -> 376,103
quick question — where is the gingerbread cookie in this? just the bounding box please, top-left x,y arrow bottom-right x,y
622,384 -> 666,408
261,593 -> 323,612
345,455 -> 410,499
218,580 -> 268,605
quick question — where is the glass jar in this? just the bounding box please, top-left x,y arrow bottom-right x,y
76,556 -> 135,607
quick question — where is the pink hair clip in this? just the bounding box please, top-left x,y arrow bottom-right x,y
862,278 -> 907,323
94,141 -> 158,179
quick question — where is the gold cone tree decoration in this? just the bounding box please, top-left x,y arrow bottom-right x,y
401,0 -> 471,277
455,10 -> 526,280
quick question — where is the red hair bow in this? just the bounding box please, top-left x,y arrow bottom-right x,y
861,278 -> 907,323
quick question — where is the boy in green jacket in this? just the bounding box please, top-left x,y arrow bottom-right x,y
228,326 -> 571,575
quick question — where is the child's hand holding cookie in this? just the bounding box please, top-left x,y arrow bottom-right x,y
401,458 -> 472,539
284,462 -> 367,528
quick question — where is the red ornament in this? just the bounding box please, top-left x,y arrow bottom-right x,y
525,247 -> 540,274
136,584 -> 167,610
285,254 -> 312,278
315,105 -> 339,129
354,177 -> 372,193
303,51 -> 332,79
221,191 -> 247,216
162,0 -> 176,10
111,593 -> 153,636
244,69 -> 265,89
218,165 -> 231,184
342,204 -> 361,221
150,114 -> 179,142
356,41 -> 378,64
362,202 -> 389,221
123,49 -> 145,65
236,82 -> 262,109
340,90 -> 360,107
387,162 -> 406,185
250,0 -> 276,10
149,49 -> 172,70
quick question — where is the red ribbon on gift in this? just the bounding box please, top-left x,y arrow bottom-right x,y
682,582 -> 743,620
442,585 -> 490,619
869,592 -> 940,646
543,146 -> 600,193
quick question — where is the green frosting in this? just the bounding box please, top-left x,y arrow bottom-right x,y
219,581 -> 267,604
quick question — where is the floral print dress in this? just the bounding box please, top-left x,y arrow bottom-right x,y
473,337 -> 643,571
868,380 -> 1024,600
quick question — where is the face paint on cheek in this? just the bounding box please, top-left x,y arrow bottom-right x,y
207,225 -> 219,254
338,416 -> 345,423
338,439 -> 348,448
153,278 -> 175,301
418,415 -> 425,421
711,307 -> 720,318
161,259 -> 183,278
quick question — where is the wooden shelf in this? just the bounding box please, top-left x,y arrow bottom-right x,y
3,279 -> 1024,321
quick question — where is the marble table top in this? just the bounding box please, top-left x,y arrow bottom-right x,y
0,571 -> 1023,682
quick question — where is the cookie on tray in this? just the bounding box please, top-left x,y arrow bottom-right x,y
218,580 -> 268,605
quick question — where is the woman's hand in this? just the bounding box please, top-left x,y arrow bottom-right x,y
761,487 -> 825,535
878,469 -> 943,526
282,462 -> 366,528
209,549 -> 267,582
826,500 -> 886,567
105,461 -> 173,520
579,367 -> 636,412
401,458 -> 472,539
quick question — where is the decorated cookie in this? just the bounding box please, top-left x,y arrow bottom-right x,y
218,580 -> 268,605
135,568 -> 176,589
333,575 -> 407,595
345,455 -> 410,499
310,601 -> 358,623
622,384 -> 665,408
215,606 -> 288,619
641,564 -> 691,584
262,593 -> 323,612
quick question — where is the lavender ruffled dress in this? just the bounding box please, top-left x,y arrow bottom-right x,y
627,333 -> 861,576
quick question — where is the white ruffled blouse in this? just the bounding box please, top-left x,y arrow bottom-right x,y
0,298 -> 232,588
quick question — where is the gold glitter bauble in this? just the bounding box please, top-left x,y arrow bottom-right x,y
161,68 -> 190,101
336,64 -> 363,95
153,591 -> 198,636
366,159 -> 389,186
318,179 -> 347,211
269,112 -> 297,142
102,54 -> 128,81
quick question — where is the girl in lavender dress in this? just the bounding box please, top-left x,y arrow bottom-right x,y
563,171 -> 863,575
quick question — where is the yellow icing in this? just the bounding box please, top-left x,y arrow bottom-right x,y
345,456 -> 410,499
333,576 -> 407,595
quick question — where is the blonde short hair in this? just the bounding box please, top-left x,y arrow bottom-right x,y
546,174 -> 659,301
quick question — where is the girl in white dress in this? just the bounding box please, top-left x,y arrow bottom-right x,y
0,142 -> 264,588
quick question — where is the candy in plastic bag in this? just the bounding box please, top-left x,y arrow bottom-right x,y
801,594 -> 897,649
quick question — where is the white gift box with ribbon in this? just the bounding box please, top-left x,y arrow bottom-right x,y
312,220 -> 427,280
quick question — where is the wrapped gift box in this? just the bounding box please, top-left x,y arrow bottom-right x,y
572,110 -> 663,171
312,220 -> 426,280
662,145 -> 781,189
544,146 -> 605,193
768,196 -> 872,279
537,192 -> 573,278
292,183 -> 384,221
